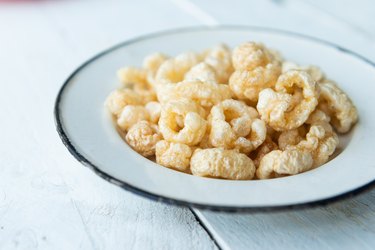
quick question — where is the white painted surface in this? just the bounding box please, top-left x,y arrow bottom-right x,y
1,0 -> 375,249
0,1 -> 215,250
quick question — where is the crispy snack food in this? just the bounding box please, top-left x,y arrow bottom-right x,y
252,136 -> 278,167
184,62 -> 218,83
203,44 -> 234,84
191,148 -> 255,180
156,80 -> 232,109
209,99 -> 266,153
106,41 -> 358,180
256,148 -> 313,179
282,61 -> 325,83
117,105 -> 150,131
145,101 -> 162,124
229,42 -> 281,102
158,99 -> 207,146
155,52 -> 200,84
257,70 -> 319,131
105,88 -> 143,116
318,81 -> 358,133
155,140 -> 193,172
125,121 -> 162,157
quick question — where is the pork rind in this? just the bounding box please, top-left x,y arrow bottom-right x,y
143,52 -> 169,75
117,67 -> 148,87
318,81 -> 358,133
252,136 -> 279,167
256,148 -> 313,179
229,63 -> 281,102
229,42 -> 281,102
117,105 -> 150,131
155,140 -> 192,172
158,99 -> 207,146
155,52 -> 200,84
258,113 -> 338,178
184,62 -> 218,83
106,41 -> 358,181
125,121 -> 162,157
232,42 -> 274,71
282,61 -> 325,83
145,101 -> 162,124
209,99 -> 266,153
156,80 -> 232,110
190,148 -> 255,180
105,88 -> 143,116
257,70 -> 319,131
143,53 -> 169,87
203,44 -> 234,84
297,122 -> 339,167
278,122 -> 339,167
278,126 -> 307,150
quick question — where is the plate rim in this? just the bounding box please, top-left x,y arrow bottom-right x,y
54,25 -> 375,213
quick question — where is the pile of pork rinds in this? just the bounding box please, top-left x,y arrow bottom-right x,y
105,42 -> 358,180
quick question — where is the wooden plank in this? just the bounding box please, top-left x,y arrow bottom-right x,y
195,191 -> 375,250
0,2 -> 216,249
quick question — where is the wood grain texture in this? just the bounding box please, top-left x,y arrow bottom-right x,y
187,0 -> 375,249
0,1 -> 215,249
195,191 -> 375,250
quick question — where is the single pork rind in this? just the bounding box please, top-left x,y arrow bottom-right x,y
125,121 -> 162,157
135,89 -> 157,104
257,108 -> 338,178
209,99 -> 266,153
318,81 -> 358,133
190,148 -> 255,180
296,122 -> 339,167
232,42 -> 274,71
256,148 -> 313,179
184,62 -> 218,83
282,61 -> 325,83
118,65 -> 157,101
252,136 -> 279,167
143,53 -> 169,87
306,109 -> 331,125
278,126 -> 307,150
105,88 -> 143,116
198,127 -> 212,149
156,80 -> 232,110
155,52 -> 200,84
117,105 -> 150,131
155,140 -> 193,172
278,122 -> 338,167
229,42 -> 281,102
203,44 -> 234,84
145,101 -> 162,124
229,62 -> 281,102
158,99 -> 207,146
143,52 -> 169,74
257,70 -> 319,131
117,66 -> 148,86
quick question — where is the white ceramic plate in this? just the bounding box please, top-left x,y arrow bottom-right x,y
55,26 -> 375,212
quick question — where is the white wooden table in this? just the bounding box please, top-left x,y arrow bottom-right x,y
1,1 -> 375,249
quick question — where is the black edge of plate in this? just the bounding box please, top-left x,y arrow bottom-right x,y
54,25 -> 375,213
